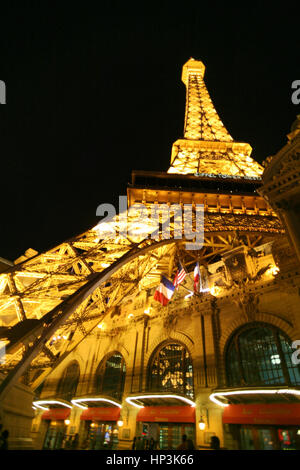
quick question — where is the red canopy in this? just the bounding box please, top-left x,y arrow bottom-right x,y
80,407 -> 120,421
223,403 -> 300,425
137,406 -> 195,423
42,408 -> 71,421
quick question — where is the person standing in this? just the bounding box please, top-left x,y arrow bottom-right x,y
135,436 -> 143,450
187,438 -> 195,450
210,436 -> 220,450
0,430 -> 9,450
177,434 -> 188,450
71,433 -> 79,450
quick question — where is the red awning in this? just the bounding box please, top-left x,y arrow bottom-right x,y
137,406 -> 195,423
80,407 -> 121,421
223,403 -> 300,425
42,408 -> 71,421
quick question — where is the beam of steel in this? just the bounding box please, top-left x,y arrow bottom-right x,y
0,237 -> 176,401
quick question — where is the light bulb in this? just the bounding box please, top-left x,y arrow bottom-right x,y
199,419 -> 206,430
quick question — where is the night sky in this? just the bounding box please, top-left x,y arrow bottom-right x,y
0,3 -> 299,261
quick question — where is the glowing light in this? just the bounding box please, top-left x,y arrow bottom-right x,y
270,354 -> 281,365
64,419 -> 70,425
101,263 -> 110,268
266,265 -> 280,276
128,314 -> 134,319
125,394 -> 196,409
71,397 -> 122,409
209,286 -> 221,296
184,292 -> 193,299
33,400 -> 73,410
117,420 -> 124,427
209,388 -> 300,407
199,419 -> 206,430
97,323 -> 104,329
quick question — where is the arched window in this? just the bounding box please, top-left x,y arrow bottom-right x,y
148,342 -> 194,398
226,323 -> 300,387
95,353 -> 126,400
56,361 -> 80,401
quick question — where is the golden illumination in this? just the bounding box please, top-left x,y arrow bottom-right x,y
266,265 -> 280,276
168,58 -> 263,178
198,418 -> 206,430
209,286 -> 221,296
0,58 -> 282,407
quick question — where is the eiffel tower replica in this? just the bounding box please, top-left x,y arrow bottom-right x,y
0,58 -> 291,450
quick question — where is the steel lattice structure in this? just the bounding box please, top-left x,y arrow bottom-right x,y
0,58 -> 284,401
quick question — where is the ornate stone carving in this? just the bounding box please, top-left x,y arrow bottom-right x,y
235,291 -> 260,322
163,310 -> 178,332
272,237 -> 299,272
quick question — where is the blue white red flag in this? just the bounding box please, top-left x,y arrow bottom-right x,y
194,262 -> 200,293
154,275 -> 175,306
173,262 -> 187,289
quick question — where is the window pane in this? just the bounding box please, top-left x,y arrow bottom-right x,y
96,353 -> 126,399
227,325 -> 299,387
149,343 -> 194,398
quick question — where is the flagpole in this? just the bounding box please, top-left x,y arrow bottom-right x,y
176,250 -> 201,297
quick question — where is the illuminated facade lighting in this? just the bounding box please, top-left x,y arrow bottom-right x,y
184,292 -> 193,299
71,397 -> 122,409
125,394 -> 196,409
209,388 -> 300,407
33,400 -> 73,411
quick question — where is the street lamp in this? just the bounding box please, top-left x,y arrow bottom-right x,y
198,417 -> 206,430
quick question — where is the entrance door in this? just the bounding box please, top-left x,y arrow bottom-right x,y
43,422 -> 66,449
257,429 -> 276,450
239,426 -> 300,450
240,427 -> 255,450
83,421 -> 119,450
159,424 -> 195,450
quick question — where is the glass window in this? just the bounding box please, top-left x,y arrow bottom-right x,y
95,353 -> 126,400
226,324 -> 300,387
148,343 -> 194,398
56,361 -> 80,401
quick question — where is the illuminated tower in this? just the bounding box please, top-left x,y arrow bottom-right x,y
1,59 -> 299,451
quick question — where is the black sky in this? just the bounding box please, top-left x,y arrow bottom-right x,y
0,2 -> 299,261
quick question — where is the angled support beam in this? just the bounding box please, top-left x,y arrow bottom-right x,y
0,237 -> 176,401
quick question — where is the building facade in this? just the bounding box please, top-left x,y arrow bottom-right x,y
1,59 -> 300,451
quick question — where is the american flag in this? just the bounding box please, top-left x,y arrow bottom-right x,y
173,262 -> 186,289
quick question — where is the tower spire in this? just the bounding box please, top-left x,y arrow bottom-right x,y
168,58 -> 263,178
182,58 -> 233,142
